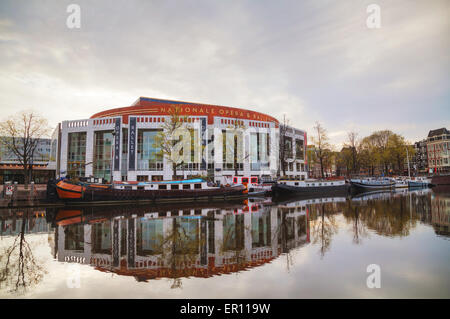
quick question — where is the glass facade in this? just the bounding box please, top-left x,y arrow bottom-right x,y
137,129 -> 163,171
64,224 -> 84,251
92,221 -> 112,254
223,214 -> 244,251
136,218 -> 163,256
67,132 -> 86,177
250,132 -> 270,171
295,139 -> 304,160
93,130 -> 113,180
222,130 -> 244,171
252,211 -> 271,248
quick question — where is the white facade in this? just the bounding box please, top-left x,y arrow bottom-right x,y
57,114 -> 307,184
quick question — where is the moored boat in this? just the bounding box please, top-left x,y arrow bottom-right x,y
350,178 -> 395,191
390,177 -> 409,188
272,179 -> 350,198
430,174 -> 450,186
55,178 -> 247,202
232,176 -> 274,196
408,176 -> 432,188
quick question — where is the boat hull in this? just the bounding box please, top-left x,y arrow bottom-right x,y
55,180 -> 247,203
272,183 -> 350,199
408,181 -> 430,188
431,175 -> 450,186
350,181 -> 395,191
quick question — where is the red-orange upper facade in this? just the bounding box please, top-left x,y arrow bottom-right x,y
90,97 -> 280,125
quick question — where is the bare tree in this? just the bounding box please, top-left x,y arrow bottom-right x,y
278,115 -> 290,177
224,119 -> 246,176
0,111 -> 51,188
153,106 -> 191,180
346,131 -> 359,175
311,121 -> 331,178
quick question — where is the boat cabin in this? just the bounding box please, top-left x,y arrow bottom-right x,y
278,180 -> 346,187
113,178 -> 213,191
232,176 -> 260,186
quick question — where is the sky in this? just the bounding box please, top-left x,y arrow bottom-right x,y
0,0 -> 449,148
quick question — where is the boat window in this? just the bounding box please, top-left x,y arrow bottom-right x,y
251,177 -> 258,183
233,177 -> 238,183
312,183 -> 315,186
125,186 -> 132,190
171,184 -> 179,190
137,186 -> 144,190
331,183 -> 333,185
242,178 -> 249,183
194,183 -> 202,189
183,184 -> 191,190
295,182 -> 299,186
319,183 -> 322,186
158,185 -> 167,190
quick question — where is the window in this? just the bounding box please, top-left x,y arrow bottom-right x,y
194,183 -> 202,189
93,130 -> 113,180
183,184 -> 191,190
233,177 -> 238,183
158,185 -> 167,190
171,184 -> 179,190
67,132 -> 87,177
137,186 -> 144,190
295,139 -> 304,160
137,129 -> 163,170
251,177 -> 258,183
242,178 -> 249,183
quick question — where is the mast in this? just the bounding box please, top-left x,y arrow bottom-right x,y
406,147 -> 411,178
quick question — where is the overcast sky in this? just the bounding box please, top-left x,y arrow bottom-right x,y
0,0 -> 449,147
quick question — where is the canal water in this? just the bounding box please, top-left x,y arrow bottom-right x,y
0,189 -> 449,298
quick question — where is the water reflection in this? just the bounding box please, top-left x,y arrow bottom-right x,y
0,209 -> 49,294
54,200 -> 310,285
0,188 -> 449,298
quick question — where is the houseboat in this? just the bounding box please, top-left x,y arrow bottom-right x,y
390,177 -> 409,188
408,176 -> 432,188
54,178 -> 247,203
272,179 -> 350,198
350,178 -> 395,191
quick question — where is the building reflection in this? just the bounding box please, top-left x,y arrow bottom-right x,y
55,199 -> 311,282
0,209 -> 51,237
431,193 -> 450,237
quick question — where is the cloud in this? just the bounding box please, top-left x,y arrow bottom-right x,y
0,0 -> 448,145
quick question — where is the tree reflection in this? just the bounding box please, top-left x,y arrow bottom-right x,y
309,203 -> 338,258
344,202 -> 369,244
155,217 -> 204,289
347,195 -> 419,238
0,209 -> 46,294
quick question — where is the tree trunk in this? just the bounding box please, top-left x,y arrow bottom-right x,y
320,157 -> 324,178
172,162 -> 177,180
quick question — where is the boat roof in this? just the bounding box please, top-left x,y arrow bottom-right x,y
115,178 -> 206,186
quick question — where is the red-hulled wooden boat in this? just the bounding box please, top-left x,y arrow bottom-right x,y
54,178 -> 247,202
